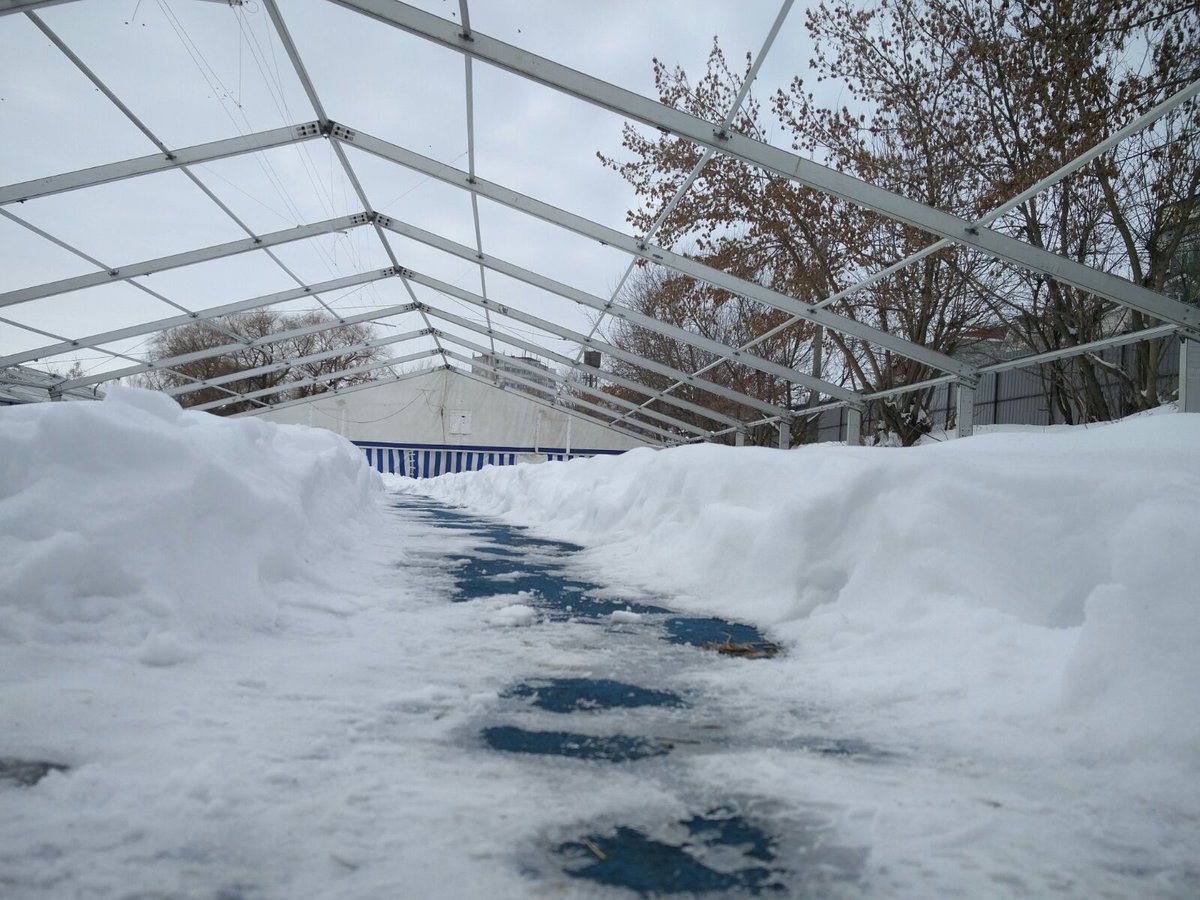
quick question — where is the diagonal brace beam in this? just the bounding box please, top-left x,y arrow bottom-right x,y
0,213 -> 372,310
451,366 -> 667,446
163,326 -> 431,398
432,325 -> 710,437
336,126 -> 974,376
406,268 -> 787,419
443,348 -> 683,443
193,348 -> 440,411
0,268 -> 400,369
59,301 -> 418,390
423,302 -> 738,430
375,213 -> 855,402
0,122 -> 323,206
329,0 -> 1200,332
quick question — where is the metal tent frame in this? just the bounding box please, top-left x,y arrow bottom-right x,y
1,0 -> 1197,447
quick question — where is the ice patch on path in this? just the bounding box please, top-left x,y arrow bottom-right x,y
0,388 -> 381,656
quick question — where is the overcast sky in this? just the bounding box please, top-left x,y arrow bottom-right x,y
0,0 -> 827,385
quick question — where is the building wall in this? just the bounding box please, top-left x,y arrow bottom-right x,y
813,337 -> 1183,443
253,368 -> 650,454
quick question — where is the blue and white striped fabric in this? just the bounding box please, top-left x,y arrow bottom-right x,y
353,442 -> 623,478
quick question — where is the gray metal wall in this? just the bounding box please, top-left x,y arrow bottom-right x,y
812,337 -> 1182,443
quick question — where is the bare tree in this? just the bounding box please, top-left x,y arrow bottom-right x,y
601,0 -> 1198,439
602,36 -> 996,444
138,311 -> 385,415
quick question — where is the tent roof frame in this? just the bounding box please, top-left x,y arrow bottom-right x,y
0,0 -> 1195,444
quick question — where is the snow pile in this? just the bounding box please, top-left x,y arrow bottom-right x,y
490,603 -> 540,627
416,414 -> 1200,763
0,388 -> 380,657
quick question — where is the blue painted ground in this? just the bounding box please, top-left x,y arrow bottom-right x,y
395,496 -> 872,897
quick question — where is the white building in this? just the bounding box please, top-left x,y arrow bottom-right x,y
252,367 -> 651,477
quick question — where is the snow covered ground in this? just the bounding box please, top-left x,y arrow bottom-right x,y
1,390 -> 1197,897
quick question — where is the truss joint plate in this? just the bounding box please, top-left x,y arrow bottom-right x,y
329,123 -> 357,142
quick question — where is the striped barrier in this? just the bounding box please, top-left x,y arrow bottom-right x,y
354,442 -> 624,478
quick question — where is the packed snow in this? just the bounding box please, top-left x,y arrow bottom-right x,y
0,386 -> 379,657
421,414 -> 1200,764
1,390 -> 1197,898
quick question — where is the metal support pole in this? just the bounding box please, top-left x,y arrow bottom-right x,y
777,420 -> 790,450
956,380 -> 977,438
734,430 -> 746,447
846,404 -> 863,446
1181,338 -> 1200,413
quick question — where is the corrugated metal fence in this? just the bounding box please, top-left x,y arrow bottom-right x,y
355,441 -> 623,478
814,336 -> 1181,443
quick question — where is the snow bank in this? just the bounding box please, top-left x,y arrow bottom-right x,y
0,388 -> 380,657
415,414 -> 1200,762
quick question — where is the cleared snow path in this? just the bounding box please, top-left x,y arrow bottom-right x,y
4,489 -> 1195,898
389,495 -> 866,897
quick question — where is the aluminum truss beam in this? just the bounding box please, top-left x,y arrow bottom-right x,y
202,342 -> 669,451
977,325 -> 1182,376
0,0 -> 78,15
406,269 -> 788,419
569,0 -> 793,386
29,11 -> 338,319
194,348 -> 441,411
441,349 -> 683,444
451,366 -> 666,447
330,0 -> 1200,333
0,214 -> 371,310
427,307 -> 729,434
446,348 -> 681,444
58,301 -> 419,391
260,0 -> 451,367
717,76 -> 1200,376
858,324 -> 1188,403
427,304 -> 734,432
0,123 -> 322,206
374,214 -> 855,402
456,0 -> 497,357
336,126 -> 974,377
229,366 -> 432,417
0,268 -> 399,368
164,327 -> 431,399
0,0 -> 237,11
431,325 -> 710,437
